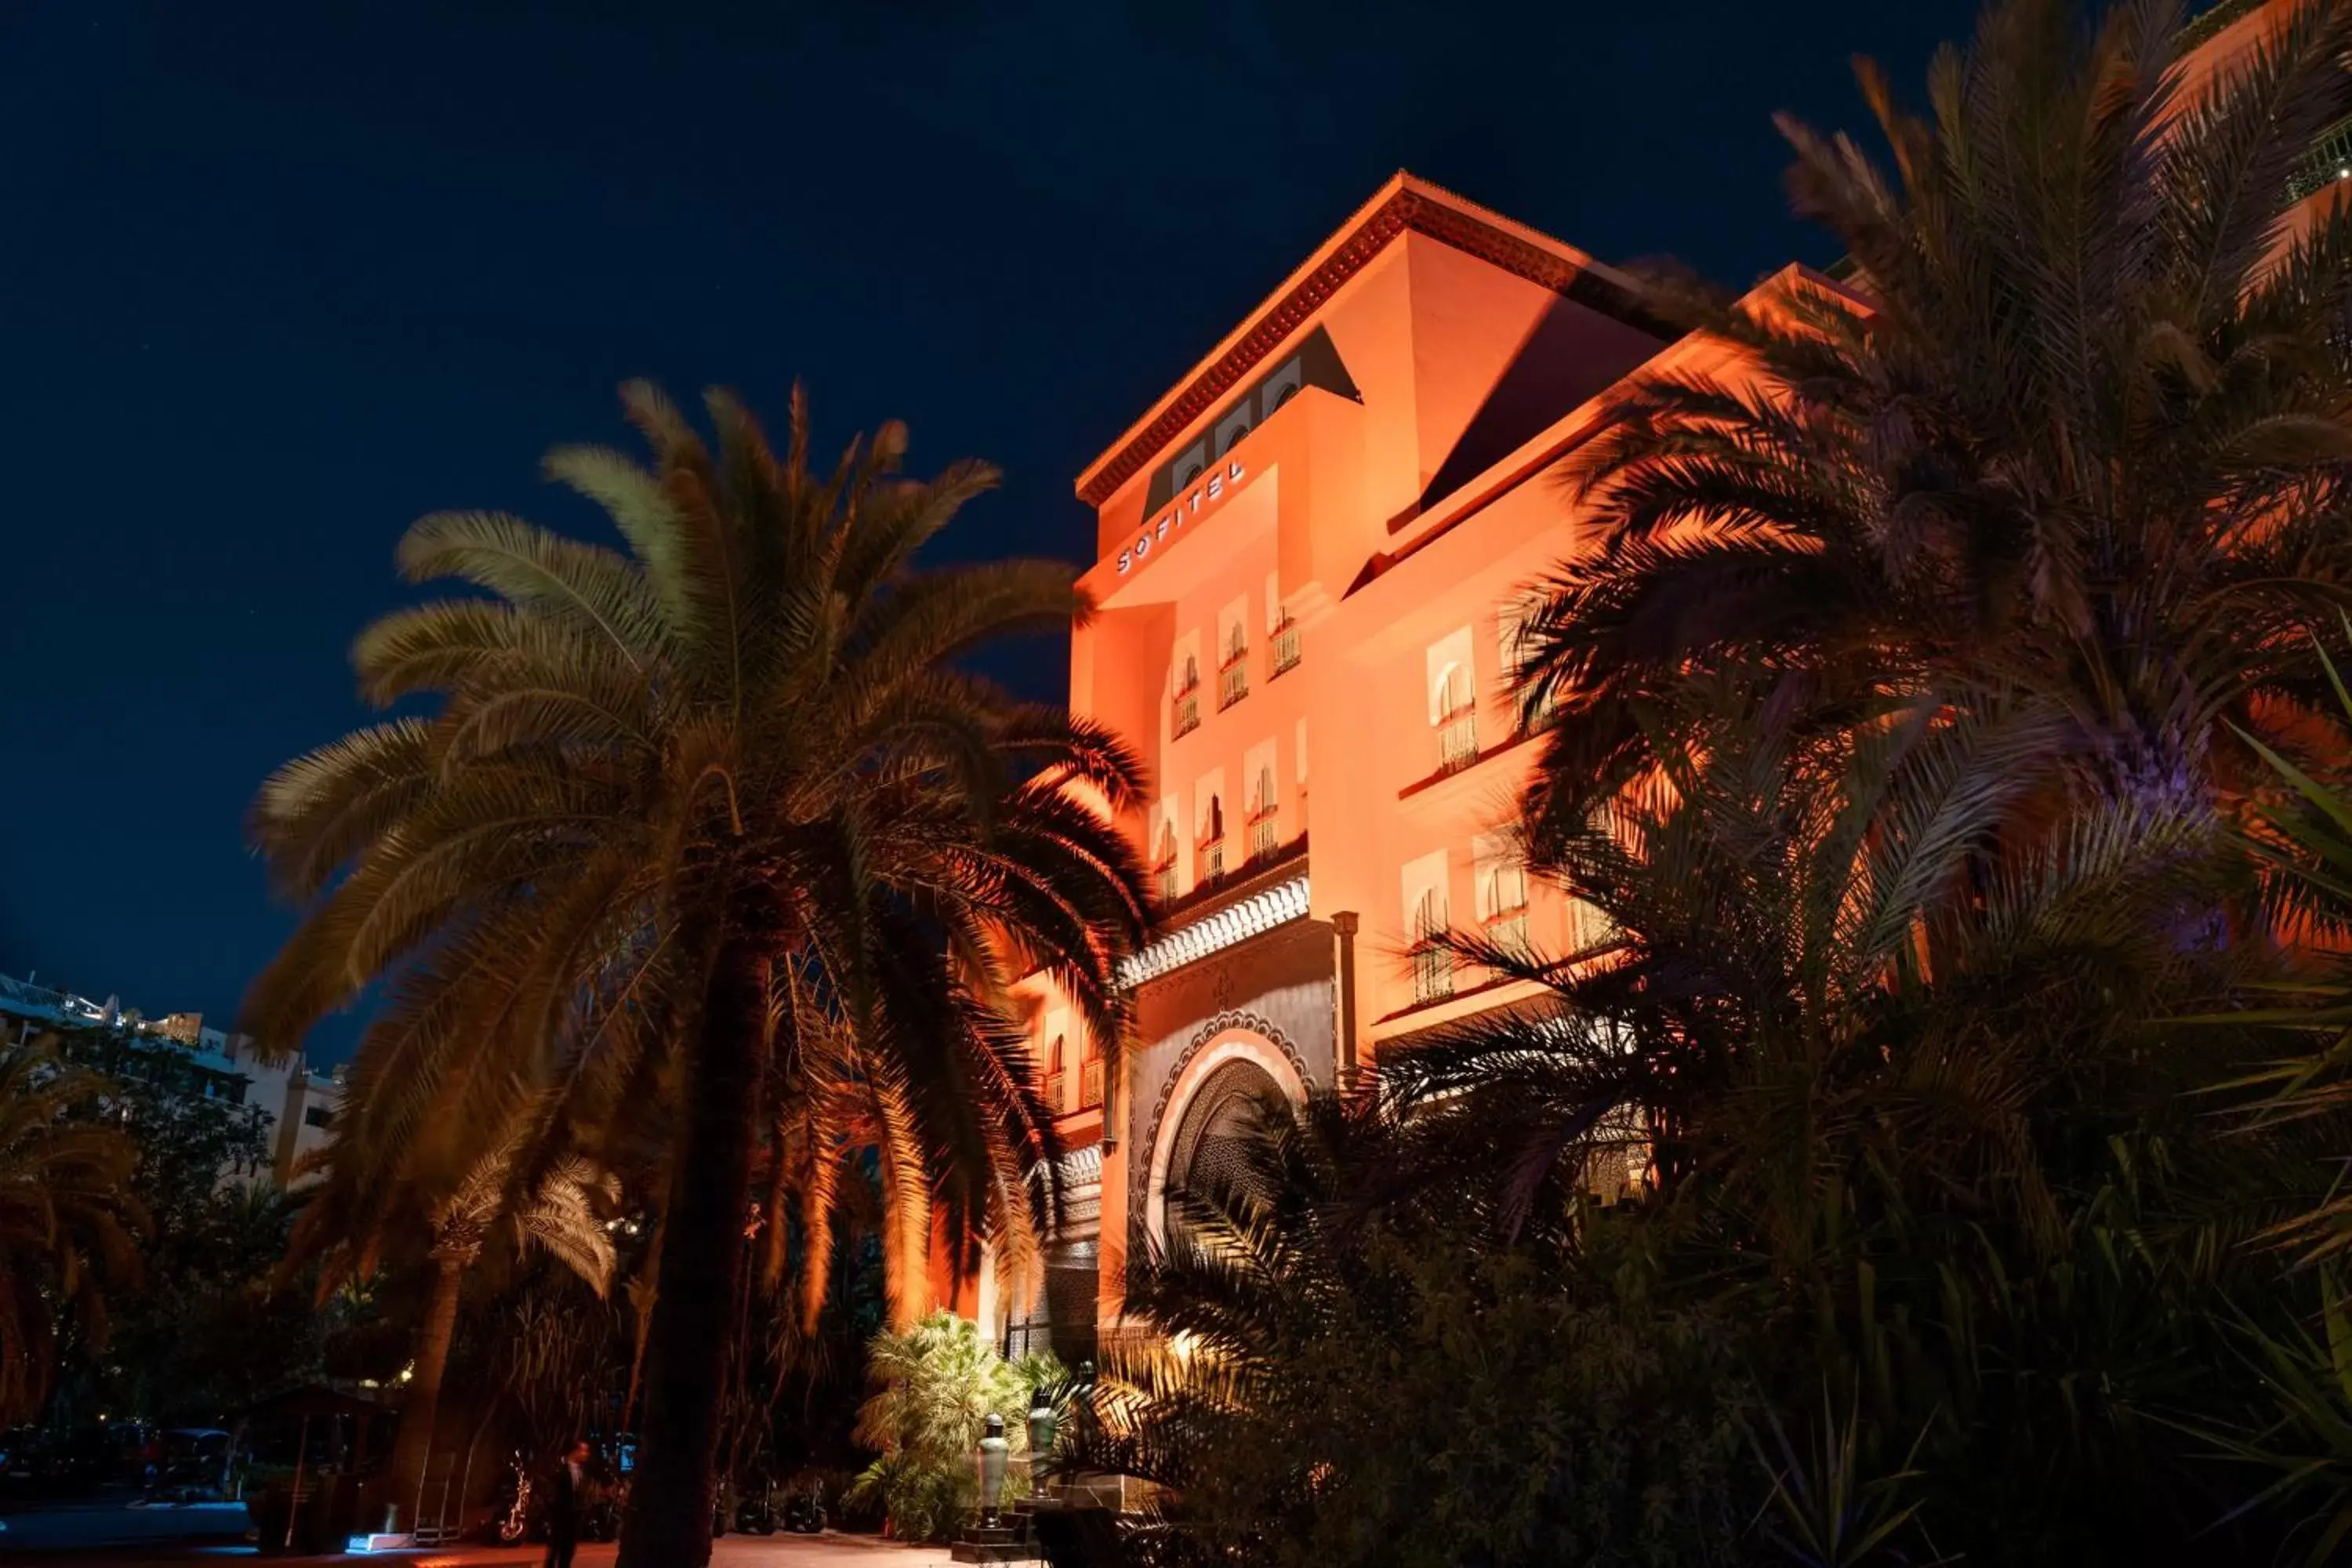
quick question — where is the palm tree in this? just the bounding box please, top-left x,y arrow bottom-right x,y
245,383 -> 1148,1566
0,1044 -> 146,1424
1376,684 -> 2308,1559
290,1119 -> 619,1527
1516,0 -> 2352,860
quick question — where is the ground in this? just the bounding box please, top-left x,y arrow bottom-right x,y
0,1537 -> 961,1568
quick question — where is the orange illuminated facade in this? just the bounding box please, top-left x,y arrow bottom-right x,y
930,172 -> 1742,1352
940,2 -> 2352,1357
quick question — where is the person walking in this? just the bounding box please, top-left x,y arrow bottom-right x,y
544,1440 -> 590,1568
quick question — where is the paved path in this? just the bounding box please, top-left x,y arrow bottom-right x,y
0,1532 -> 960,1568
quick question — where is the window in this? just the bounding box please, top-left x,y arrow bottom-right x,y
1044,1034 -> 1067,1111
1269,608 -> 1301,677
1080,1039 -> 1104,1110
1199,795 -> 1226,883
1497,601 -> 1558,731
1433,662 -> 1478,774
1475,837 -> 1531,957
304,1105 -> 335,1130
1247,764 -> 1279,861
1410,887 -> 1453,1003
1219,621 -> 1249,710
1173,655 -> 1202,738
1154,822 -> 1180,905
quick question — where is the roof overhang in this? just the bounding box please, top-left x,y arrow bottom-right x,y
1074,171 -> 1660,510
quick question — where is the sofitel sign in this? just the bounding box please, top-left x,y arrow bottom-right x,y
1116,459 -> 1250,575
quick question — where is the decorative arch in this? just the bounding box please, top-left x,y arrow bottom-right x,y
1429,660 -> 1472,724
1137,1011 -> 1315,1247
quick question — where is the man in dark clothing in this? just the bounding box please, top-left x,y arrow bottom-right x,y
544,1440 -> 590,1568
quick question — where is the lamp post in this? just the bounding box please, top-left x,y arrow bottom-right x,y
976,1413 -> 1009,1529
1027,1386 -> 1057,1501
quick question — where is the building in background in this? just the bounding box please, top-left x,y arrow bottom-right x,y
0,971 -> 342,1185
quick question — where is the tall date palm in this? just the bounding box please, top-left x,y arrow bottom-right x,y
1519,0 -> 2352,857
245,383 -> 1148,1566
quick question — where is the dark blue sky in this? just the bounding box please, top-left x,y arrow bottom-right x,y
0,0 -> 1980,1061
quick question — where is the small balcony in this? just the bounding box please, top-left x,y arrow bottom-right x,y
1154,862 -> 1180,906
2290,115 -> 2352,204
1198,839 -> 1227,884
1485,909 -> 1529,957
1043,1071 -> 1065,1112
1247,811 -> 1279,862
1436,707 -> 1479,775
1080,1058 -> 1104,1110
1411,940 -> 1454,1004
1172,688 -> 1201,739
1218,655 -> 1249,711
1269,619 -> 1301,679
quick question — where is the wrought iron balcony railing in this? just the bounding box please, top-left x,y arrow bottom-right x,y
1154,862 -> 1180,905
1269,620 -> 1301,678
1247,812 -> 1280,862
1199,840 -> 1226,884
1080,1058 -> 1104,1110
1436,707 -> 1479,775
1171,689 -> 1200,739
2289,116 -> 2352,205
1218,656 -> 1249,710
1411,941 -> 1454,1004
1484,909 -> 1530,957
1043,1071 -> 1065,1111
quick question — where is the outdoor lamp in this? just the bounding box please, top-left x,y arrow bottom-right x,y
977,1412 -> 1009,1527
1027,1387 -> 1057,1500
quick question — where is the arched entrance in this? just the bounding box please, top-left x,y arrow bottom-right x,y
1165,1057 -> 1286,1212
1143,1027 -> 1308,1245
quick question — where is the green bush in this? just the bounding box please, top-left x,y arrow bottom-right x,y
848,1311 -> 1059,1541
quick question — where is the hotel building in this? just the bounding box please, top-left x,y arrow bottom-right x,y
946,0 -> 2352,1359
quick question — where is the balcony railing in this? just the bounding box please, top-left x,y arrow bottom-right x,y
1218,656 -> 1249,710
2290,116 -> 2352,204
1154,862 -> 1180,906
1171,689 -> 1200,739
1269,620 -> 1301,678
1437,707 -> 1479,775
1080,1058 -> 1104,1109
1199,840 -> 1226,884
1043,1071 -> 1065,1111
1485,909 -> 1530,957
1411,941 -> 1454,1004
1247,812 -> 1279,862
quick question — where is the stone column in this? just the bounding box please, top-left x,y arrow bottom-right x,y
1333,911 -> 1359,1087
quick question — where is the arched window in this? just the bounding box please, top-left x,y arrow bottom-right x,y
1247,764 -> 1279,861
1410,887 -> 1453,1004
1154,822 -> 1179,905
1432,662 -> 1478,775
1432,662 -> 1472,721
1180,654 -> 1200,694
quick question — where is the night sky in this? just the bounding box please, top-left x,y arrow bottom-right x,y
1,0 -> 1981,1062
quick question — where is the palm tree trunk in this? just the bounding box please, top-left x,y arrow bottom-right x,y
617,932 -> 768,1568
388,1250 -> 466,1529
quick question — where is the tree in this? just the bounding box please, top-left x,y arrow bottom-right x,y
1068,1093 -> 1753,1568
1516,0 -> 2352,859
0,1044 -> 147,1424
1371,684 -> 2312,1562
290,1119 -> 619,1526
245,383 -> 1148,1566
